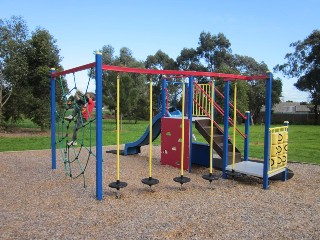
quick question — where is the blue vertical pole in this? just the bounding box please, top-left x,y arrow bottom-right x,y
244,111 -> 250,161
161,79 -> 167,116
185,83 -> 188,116
263,72 -> 273,189
188,76 -> 194,172
50,68 -> 56,170
222,80 -> 230,178
95,52 -> 103,200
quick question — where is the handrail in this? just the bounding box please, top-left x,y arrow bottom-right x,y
193,100 -> 224,134
207,82 -> 247,120
193,83 -> 246,139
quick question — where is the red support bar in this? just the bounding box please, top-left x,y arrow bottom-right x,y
194,82 -> 224,115
228,119 -> 247,139
193,83 -> 247,139
193,100 -> 224,133
214,102 -> 225,116
161,75 -> 184,79
52,63 -> 268,80
208,82 -> 247,120
214,86 -> 225,98
102,64 -> 267,80
223,75 -> 269,81
52,62 -> 95,78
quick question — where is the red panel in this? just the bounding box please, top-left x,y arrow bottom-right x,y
161,118 -> 190,171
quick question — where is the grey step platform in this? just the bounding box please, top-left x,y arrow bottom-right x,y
226,161 -> 286,178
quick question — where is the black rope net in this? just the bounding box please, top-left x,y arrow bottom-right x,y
55,70 -> 96,187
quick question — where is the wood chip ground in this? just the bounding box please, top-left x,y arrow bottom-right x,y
1,146 -> 319,239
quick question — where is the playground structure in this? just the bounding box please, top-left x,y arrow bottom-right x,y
51,53 -> 289,201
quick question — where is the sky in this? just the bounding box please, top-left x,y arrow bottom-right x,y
2,0 -> 320,102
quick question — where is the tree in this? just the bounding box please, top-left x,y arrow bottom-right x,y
175,32 -> 282,124
24,28 -> 62,130
0,16 -> 29,124
232,54 -> 282,123
145,50 -> 177,70
0,16 -> 64,129
101,44 -> 115,65
197,31 -> 233,72
145,50 -> 178,111
275,30 -> 320,123
176,47 -> 206,72
100,45 -> 148,122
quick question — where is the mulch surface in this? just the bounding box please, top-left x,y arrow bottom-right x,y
0,146 -> 319,239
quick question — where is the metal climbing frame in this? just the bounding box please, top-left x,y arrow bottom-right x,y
51,53 -> 278,200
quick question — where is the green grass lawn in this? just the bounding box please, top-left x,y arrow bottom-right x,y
1,119 -> 319,164
193,124 -> 320,164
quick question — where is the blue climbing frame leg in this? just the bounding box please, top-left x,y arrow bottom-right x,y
95,52 -> 103,200
263,72 -> 273,189
50,68 -> 56,170
222,80 -> 230,178
244,111 -> 250,161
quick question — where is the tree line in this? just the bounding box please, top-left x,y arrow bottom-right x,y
99,32 -> 280,124
1,15 -> 319,129
0,16 -> 64,130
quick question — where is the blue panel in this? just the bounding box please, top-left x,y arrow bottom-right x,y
191,142 -> 210,167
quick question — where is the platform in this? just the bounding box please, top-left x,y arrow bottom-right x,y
226,161 -> 286,178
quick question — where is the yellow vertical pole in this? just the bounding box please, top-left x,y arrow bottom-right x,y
207,84 -> 210,116
197,86 -> 199,116
209,80 -> 215,174
204,84 -> 206,115
149,79 -> 153,178
116,75 -> 120,181
232,83 -> 237,170
180,81 -> 185,176
202,85 -> 205,115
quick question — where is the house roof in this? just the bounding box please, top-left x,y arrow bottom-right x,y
261,102 -> 311,113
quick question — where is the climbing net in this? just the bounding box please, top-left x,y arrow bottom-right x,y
55,70 -> 96,187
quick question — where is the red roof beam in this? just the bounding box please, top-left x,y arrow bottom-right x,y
52,62 -> 95,78
102,64 -> 267,80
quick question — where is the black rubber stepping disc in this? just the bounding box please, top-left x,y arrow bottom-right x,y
109,180 -> 128,190
226,170 -> 242,178
202,173 -> 219,182
173,175 -> 191,184
141,177 -> 159,187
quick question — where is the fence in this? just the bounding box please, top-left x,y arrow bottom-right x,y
260,113 -> 319,124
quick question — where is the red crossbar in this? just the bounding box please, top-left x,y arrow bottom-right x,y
52,62 -> 269,81
224,75 -> 269,81
52,62 -> 95,77
102,64 -> 267,80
